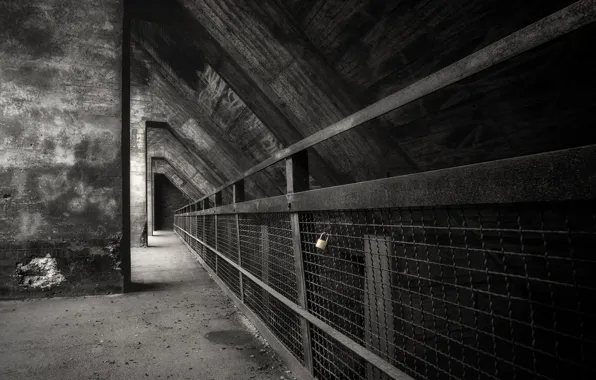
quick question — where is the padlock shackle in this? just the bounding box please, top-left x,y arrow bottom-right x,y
318,232 -> 328,241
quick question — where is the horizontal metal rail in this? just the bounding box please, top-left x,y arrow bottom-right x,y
177,144 -> 596,216
176,0 -> 596,213
174,224 -> 414,380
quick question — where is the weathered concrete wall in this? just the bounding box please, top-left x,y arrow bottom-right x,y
153,174 -> 189,230
147,127 -> 217,196
130,44 -> 163,247
153,158 -> 202,200
145,126 -> 211,235
0,0 -> 123,299
132,28 -> 294,195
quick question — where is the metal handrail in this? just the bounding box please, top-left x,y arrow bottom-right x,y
176,144 -> 596,216
176,0 -> 596,214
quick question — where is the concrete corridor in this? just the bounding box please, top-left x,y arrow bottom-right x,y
0,232 -> 297,380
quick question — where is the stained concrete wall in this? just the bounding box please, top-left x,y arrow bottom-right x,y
0,0 -> 123,299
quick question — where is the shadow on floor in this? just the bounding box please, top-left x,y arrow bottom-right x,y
125,282 -> 176,293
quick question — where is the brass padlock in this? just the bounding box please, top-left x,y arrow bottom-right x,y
316,232 -> 329,250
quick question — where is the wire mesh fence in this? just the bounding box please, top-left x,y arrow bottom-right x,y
217,255 -> 241,297
216,215 -> 239,262
243,276 -> 305,362
174,199 -> 596,380
238,213 -> 299,303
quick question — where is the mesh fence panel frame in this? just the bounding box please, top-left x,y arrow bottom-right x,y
238,213 -> 299,303
299,202 -> 596,380
175,199 -> 596,380
243,276 -> 305,362
217,215 -> 239,262
217,256 -> 241,297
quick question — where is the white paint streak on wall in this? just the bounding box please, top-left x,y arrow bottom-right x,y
15,211 -> 45,240
179,118 -> 213,151
197,65 -> 245,113
9,170 -> 27,199
38,171 -> 69,201
66,181 -> 118,218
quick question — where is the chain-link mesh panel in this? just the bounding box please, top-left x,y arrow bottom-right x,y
217,256 -> 241,297
310,324 -> 392,380
205,215 -> 216,249
180,217 -> 191,246
300,201 -> 596,380
217,215 -> 239,262
243,276 -> 304,362
238,213 -> 298,303
205,247 -> 217,271
188,216 -> 197,253
196,216 -> 205,259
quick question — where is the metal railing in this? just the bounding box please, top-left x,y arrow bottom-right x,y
174,2 -> 596,379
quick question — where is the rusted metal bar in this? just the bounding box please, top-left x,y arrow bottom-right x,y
233,180 -> 244,302
286,152 -> 314,374
214,192 -> 222,273
176,0 -> 596,213
178,144 -> 596,216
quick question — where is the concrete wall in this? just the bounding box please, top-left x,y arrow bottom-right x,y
129,43 -> 167,246
0,0 -> 123,299
153,158 -> 202,200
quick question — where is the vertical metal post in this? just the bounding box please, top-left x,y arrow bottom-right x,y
215,192 -> 223,275
193,203 -> 198,251
199,198 -> 205,257
233,180 -> 245,302
363,235 -> 394,379
286,150 -> 313,373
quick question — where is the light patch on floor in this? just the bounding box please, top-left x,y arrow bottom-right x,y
15,254 -> 66,289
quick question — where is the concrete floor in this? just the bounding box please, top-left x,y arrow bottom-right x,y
0,231 -> 299,380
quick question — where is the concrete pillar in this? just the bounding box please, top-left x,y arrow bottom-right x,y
147,163 -> 155,236
130,122 -> 146,246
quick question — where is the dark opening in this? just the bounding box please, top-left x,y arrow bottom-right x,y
154,173 -> 188,230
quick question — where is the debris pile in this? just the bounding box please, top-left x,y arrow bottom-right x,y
15,254 -> 66,289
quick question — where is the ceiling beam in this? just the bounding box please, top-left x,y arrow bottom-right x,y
130,0 -> 349,187
176,0 -> 420,180
133,36 -> 284,198
152,157 -> 203,199
147,126 -> 220,195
